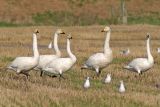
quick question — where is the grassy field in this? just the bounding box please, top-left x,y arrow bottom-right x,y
0,0 -> 160,25
0,25 -> 160,107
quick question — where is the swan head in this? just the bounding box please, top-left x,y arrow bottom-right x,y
146,33 -> 150,39
101,26 -> 111,32
107,73 -> 111,77
34,29 -> 39,34
67,34 -> 72,40
56,29 -> 65,34
120,80 -> 123,84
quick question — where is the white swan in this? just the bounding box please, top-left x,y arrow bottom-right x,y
81,26 -> 113,76
42,34 -> 76,79
7,29 -> 40,78
120,48 -> 130,55
104,73 -> 111,83
35,29 -> 65,76
83,77 -> 90,89
124,33 -> 154,74
119,80 -> 125,93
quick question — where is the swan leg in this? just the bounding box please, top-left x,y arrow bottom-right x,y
59,70 -> 65,81
136,68 -> 142,75
95,67 -> 100,77
22,72 -> 30,79
40,70 -> 43,77
59,74 -> 64,81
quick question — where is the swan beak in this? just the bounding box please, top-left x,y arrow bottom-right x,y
69,37 -> 73,39
101,30 -> 105,32
146,33 -> 150,39
61,32 -> 65,34
36,30 -> 39,34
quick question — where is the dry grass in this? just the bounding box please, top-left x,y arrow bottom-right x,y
0,0 -> 160,24
0,25 -> 160,107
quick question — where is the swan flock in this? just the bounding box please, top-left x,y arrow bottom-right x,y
6,26 -> 155,80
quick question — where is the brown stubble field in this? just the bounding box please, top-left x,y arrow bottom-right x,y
0,25 -> 160,107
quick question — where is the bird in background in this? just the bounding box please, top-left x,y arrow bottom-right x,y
120,48 -> 130,55
157,48 -> 160,53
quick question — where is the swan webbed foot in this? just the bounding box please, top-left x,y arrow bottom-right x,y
59,74 -> 66,81
96,70 -> 102,77
20,72 -> 30,79
96,72 -> 100,77
138,72 -> 142,76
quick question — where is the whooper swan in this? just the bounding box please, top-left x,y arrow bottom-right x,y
35,29 -> 65,76
81,26 -> 113,76
7,29 -> 40,78
43,34 -> 76,79
124,33 -> 154,75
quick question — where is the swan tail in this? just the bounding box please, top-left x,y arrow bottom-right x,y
34,67 -> 39,71
123,65 -> 132,69
81,64 -> 88,70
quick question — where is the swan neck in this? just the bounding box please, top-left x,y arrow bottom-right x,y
147,38 -> 153,62
67,39 -> 76,62
104,31 -> 111,54
54,33 -> 61,57
33,33 -> 39,59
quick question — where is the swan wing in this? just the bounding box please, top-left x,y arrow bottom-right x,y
8,57 -> 36,70
36,55 -> 59,69
128,58 -> 151,71
44,58 -> 74,73
85,53 -> 109,68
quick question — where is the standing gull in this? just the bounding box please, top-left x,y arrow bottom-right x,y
83,77 -> 90,89
104,73 -> 111,83
119,80 -> 125,93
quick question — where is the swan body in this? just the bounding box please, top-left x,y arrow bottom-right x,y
83,77 -> 90,89
104,73 -> 111,83
81,26 -> 113,76
119,80 -> 125,93
35,29 -> 65,76
120,48 -> 130,55
43,34 -> 76,78
7,29 -> 39,77
124,34 -> 154,74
